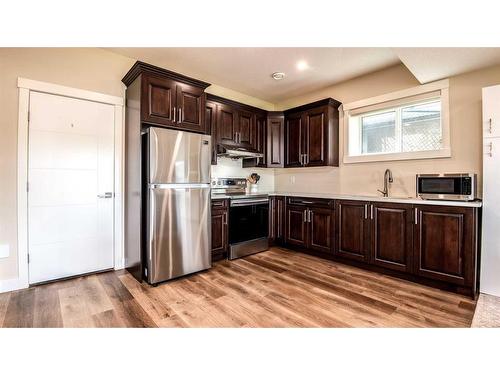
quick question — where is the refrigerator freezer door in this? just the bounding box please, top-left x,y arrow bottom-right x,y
149,127 -> 211,184
147,184 -> 211,283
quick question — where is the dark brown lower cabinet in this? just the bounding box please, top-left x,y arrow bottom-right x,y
334,200 -> 370,262
285,205 -> 308,248
279,197 -> 479,298
309,207 -> 334,253
414,205 -> 477,287
211,199 -> 229,262
284,201 -> 334,254
269,196 -> 284,244
371,202 -> 413,273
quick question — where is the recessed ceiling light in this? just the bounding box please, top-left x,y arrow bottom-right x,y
296,60 -> 309,71
271,72 -> 286,80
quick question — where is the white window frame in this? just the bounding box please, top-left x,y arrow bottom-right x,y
343,79 -> 450,164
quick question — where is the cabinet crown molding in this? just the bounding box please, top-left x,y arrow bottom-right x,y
283,98 -> 342,114
122,60 -> 211,89
206,93 -> 267,115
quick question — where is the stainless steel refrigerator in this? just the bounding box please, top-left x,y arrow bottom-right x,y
145,127 -> 211,284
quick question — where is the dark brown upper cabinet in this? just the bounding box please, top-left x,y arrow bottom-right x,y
216,102 -> 238,146
176,82 -> 205,131
414,205 -> 477,287
205,100 -> 218,165
236,109 -> 257,150
267,112 -> 284,168
285,112 -> 303,168
255,114 -> 267,167
122,61 -> 210,134
370,202 -> 413,273
207,94 -> 267,165
243,113 -> 267,168
284,98 -> 341,168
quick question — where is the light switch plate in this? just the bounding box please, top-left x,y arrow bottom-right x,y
290,175 -> 296,184
0,244 -> 9,259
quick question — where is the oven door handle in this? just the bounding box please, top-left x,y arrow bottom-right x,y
230,199 -> 269,207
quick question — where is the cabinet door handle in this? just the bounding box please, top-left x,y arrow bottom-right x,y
370,204 -> 374,220
303,209 -> 307,223
173,107 -> 176,122
485,142 -> 493,157
414,208 -> 418,225
178,108 -> 182,123
308,209 -> 312,223
364,204 -> 368,219
305,153 -> 309,165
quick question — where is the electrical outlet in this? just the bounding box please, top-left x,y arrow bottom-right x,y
290,175 -> 295,184
0,244 -> 9,259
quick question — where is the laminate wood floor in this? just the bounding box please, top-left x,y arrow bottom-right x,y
0,247 -> 476,328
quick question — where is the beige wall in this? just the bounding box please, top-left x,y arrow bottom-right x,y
211,157 -> 275,192
273,63 -> 500,199
0,48 -> 274,282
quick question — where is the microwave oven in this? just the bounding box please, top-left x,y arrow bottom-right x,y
416,173 -> 477,201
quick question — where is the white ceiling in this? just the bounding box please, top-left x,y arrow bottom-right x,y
394,48 -> 500,84
108,48 -> 400,102
108,47 -> 500,103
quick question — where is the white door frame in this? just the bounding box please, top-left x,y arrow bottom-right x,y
15,77 -> 125,291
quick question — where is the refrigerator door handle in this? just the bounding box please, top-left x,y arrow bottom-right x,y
150,183 -> 211,189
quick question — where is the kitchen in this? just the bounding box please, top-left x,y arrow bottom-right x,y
1,48 -> 498,326
2,39 -> 500,375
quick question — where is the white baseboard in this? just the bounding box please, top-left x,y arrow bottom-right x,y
114,258 -> 125,271
0,277 -> 29,294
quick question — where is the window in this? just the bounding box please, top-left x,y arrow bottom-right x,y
343,80 -> 450,163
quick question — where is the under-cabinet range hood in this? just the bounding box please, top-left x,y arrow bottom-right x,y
216,144 -> 264,159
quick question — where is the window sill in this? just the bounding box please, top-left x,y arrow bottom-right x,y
343,148 -> 451,164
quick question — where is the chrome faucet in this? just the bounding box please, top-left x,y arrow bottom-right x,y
378,169 -> 394,197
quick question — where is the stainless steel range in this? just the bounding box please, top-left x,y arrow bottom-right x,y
212,178 -> 269,260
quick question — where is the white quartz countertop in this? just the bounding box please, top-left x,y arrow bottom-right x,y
212,191 -> 482,207
269,191 -> 482,207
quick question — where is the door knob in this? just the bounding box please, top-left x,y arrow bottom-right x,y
97,192 -> 113,198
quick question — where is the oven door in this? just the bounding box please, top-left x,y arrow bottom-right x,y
229,199 -> 269,245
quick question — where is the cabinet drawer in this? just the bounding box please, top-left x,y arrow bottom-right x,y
211,198 -> 229,209
287,196 -> 334,208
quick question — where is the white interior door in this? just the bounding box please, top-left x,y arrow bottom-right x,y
28,91 -> 115,284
